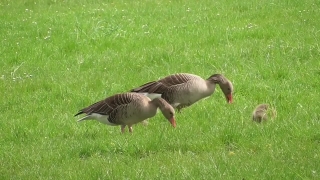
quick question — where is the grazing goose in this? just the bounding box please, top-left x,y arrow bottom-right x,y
75,93 -> 176,133
252,104 -> 277,123
130,73 -> 233,112
252,104 -> 269,122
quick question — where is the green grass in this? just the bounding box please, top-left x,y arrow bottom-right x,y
1,0 -> 320,179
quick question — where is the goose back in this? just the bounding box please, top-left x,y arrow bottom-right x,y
131,73 -> 216,107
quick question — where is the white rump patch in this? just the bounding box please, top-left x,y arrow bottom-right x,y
140,93 -> 162,100
172,103 -> 181,108
77,113 -> 117,126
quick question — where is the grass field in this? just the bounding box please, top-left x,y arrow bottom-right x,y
1,0 -> 320,179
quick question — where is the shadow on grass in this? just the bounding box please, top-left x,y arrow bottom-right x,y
77,143 -> 155,159
76,140 -> 216,160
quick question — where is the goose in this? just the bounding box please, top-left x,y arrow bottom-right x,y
252,104 -> 269,122
74,92 -> 176,133
252,104 -> 277,123
130,73 -> 233,112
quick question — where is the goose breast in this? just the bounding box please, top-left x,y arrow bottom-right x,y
169,78 -> 215,106
114,96 -> 156,125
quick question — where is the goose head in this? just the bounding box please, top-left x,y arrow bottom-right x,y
219,79 -> 233,103
161,105 -> 176,128
208,74 -> 233,103
153,98 -> 176,127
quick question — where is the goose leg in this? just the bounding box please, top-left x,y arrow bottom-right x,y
128,126 -> 133,133
121,125 -> 126,133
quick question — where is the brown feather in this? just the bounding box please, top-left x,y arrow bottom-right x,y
130,81 -> 158,92
130,73 -> 193,94
74,93 -> 133,116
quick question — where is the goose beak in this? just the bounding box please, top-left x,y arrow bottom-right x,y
169,117 -> 176,128
227,94 -> 233,103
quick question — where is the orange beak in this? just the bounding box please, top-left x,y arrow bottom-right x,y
169,117 -> 176,128
227,94 -> 233,103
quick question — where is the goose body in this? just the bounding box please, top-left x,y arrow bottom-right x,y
130,73 -> 233,112
75,93 -> 176,133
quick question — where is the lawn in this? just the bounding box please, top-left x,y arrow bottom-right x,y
1,0 -> 320,179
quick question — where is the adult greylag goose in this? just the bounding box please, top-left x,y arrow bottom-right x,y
75,92 -> 176,133
130,73 -> 233,112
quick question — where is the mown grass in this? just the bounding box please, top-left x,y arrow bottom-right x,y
1,0 -> 320,179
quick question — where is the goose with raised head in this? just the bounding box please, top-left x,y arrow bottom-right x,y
130,73 -> 233,112
75,93 -> 176,133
